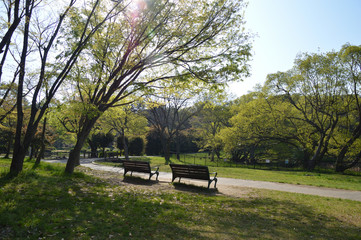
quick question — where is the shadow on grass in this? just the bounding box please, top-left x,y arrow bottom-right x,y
172,182 -> 218,196
1,168 -> 360,240
122,176 -> 159,186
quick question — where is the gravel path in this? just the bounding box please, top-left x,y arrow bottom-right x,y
45,158 -> 361,202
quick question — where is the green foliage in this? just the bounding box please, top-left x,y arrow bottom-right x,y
191,101 -> 232,160
116,136 -> 129,151
58,0 -> 252,173
128,137 -> 145,156
93,132 -> 114,149
100,106 -> 149,139
220,44 -> 361,171
145,128 -> 163,155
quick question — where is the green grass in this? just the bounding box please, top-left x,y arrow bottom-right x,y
0,158 -> 360,239
97,155 -> 361,191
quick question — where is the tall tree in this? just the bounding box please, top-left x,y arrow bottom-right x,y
334,44 -> 361,171
7,0 -> 123,174
192,100 -> 232,161
64,0 -> 251,173
0,0 -> 22,55
146,93 -> 197,164
0,0 -> 23,122
265,52 -> 348,170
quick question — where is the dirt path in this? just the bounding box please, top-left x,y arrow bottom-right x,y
45,159 -> 361,202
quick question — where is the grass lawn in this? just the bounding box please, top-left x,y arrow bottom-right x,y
96,156 -> 361,191
2,158 -> 360,239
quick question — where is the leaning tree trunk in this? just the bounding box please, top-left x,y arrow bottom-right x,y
65,132 -> 89,174
335,126 -> 361,172
307,135 -> 326,171
65,118 -> 98,174
35,117 -> 47,165
336,150 -> 361,172
65,141 -> 84,174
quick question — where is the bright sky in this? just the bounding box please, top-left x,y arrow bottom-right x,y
229,0 -> 361,97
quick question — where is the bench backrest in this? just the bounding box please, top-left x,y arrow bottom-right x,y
123,160 -> 151,173
170,164 -> 210,180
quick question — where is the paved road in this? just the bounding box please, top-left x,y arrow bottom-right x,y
44,158 -> 361,202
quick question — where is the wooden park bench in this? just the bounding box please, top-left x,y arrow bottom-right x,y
170,164 -> 218,189
122,160 -> 159,180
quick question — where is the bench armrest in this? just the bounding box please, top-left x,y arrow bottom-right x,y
152,166 -> 160,172
210,172 -> 217,178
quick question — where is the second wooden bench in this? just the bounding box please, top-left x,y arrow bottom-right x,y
170,164 -> 217,189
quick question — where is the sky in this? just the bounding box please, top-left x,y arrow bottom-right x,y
229,0 -> 361,97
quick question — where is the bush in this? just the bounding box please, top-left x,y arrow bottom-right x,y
145,130 -> 162,155
128,137 -> 144,156
116,136 -> 129,150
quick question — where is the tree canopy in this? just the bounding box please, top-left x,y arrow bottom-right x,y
61,0 -> 251,173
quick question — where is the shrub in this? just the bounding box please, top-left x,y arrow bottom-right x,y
128,137 -> 144,156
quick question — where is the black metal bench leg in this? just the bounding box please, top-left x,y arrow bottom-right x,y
208,179 -> 217,189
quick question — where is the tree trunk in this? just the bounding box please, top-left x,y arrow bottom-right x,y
176,133 -> 180,161
122,133 -> 129,160
10,146 -> 27,174
4,135 -> 11,158
29,147 -> 34,160
65,131 -> 90,174
165,141 -> 171,164
10,0 -> 32,175
162,137 -> 171,165
65,143 -> 83,174
210,149 -> 215,162
307,135 -> 325,171
308,153 -> 318,171
336,150 -> 361,172
65,118 -> 98,174
302,150 -> 310,169
88,140 -> 98,158
35,117 -> 47,165
335,126 -> 361,172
